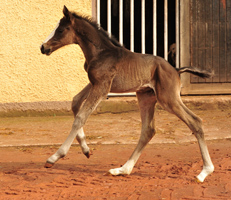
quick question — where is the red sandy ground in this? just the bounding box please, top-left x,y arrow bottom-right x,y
0,109 -> 231,200
0,140 -> 231,200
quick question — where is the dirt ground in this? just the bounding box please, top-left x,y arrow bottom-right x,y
0,108 -> 231,200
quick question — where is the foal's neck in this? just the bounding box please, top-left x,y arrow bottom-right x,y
73,17 -> 117,64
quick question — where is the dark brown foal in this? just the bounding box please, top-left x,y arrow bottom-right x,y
40,6 -> 214,182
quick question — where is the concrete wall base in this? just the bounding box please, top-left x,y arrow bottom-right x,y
0,96 -> 231,117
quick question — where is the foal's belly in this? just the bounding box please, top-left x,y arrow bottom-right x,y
110,76 -> 152,93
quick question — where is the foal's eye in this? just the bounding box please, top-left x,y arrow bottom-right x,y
57,29 -> 64,33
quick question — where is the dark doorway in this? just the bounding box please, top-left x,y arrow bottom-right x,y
98,0 -> 176,59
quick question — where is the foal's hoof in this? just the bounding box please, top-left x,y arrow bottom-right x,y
44,162 -> 54,168
84,150 -> 93,159
195,176 -> 203,183
104,171 -> 113,176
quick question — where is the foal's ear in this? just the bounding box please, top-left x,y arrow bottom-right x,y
63,5 -> 71,20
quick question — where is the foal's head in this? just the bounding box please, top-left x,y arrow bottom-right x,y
40,6 -> 76,55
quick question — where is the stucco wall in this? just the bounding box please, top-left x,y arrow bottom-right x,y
0,0 -> 91,104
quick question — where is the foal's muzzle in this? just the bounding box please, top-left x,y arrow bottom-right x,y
40,44 -> 51,55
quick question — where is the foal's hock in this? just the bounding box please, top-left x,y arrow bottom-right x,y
40,6 -> 214,182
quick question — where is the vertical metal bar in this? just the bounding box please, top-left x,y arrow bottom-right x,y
130,0 -> 134,52
92,0 -> 97,21
175,0 -> 180,68
141,0 -> 145,54
119,0 -> 123,45
107,0 -> 111,37
97,0 -> 100,25
153,0 -> 157,55
164,0 -> 168,60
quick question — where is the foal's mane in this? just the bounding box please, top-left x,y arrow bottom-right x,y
71,12 -> 123,48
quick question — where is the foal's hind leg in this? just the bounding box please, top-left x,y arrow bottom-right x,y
157,94 -> 214,182
109,89 -> 157,175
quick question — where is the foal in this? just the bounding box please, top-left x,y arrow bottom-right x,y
40,6 -> 214,182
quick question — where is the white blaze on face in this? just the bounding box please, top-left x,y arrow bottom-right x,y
42,20 -> 61,45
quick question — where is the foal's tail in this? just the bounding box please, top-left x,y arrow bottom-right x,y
176,67 -> 213,78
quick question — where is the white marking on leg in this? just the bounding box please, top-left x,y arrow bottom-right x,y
41,20 -> 60,46
46,127 -> 91,164
109,132 -> 150,175
46,124 -> 78,164
197,165 -> 214,183
76,127 -> 90,155
109,158 -> 137,175
196,139 -> 214,182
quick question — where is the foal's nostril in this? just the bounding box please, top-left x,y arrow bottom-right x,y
41,45 -> 45,54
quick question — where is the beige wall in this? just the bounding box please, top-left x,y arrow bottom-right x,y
0,0 -> 92,103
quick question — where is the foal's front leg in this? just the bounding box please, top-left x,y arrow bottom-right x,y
72,83 -> 92,157
72,83 -> 92,116
45,84 -> 108,168
45,128 -> 87,167
76,127 -> 92,158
